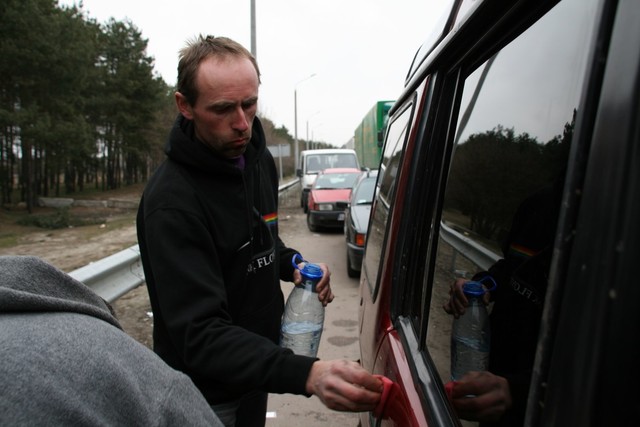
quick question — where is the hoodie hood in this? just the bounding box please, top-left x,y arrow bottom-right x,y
0,256 -> 121,329
164,114 -> 266,175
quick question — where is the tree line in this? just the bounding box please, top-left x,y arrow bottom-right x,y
445,117 -> 574,242
1,0 -> 323,213
1,0 -> 172,211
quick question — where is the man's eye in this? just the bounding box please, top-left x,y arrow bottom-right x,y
213,106 -> 233,114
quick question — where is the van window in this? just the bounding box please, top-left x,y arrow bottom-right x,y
421,0 -> 597,406
363,103 -> 413,294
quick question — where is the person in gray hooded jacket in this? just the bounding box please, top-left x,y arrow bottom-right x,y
0,255 -> 223,427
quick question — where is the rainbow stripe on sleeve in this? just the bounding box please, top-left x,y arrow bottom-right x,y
508,243 -> 539,259
263,213 -> 277,226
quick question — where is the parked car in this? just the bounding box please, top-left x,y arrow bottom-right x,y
296,149 -> 359,212
306,168 -> 361,232
358,0 -> 639,426
344,169 -> 378,278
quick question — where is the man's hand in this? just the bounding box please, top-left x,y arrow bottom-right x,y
315,263 -> 334,305
305,360 -> 383,412
443,278 -> 469,318
293,262 -> 335,306
447,371 -> 512,423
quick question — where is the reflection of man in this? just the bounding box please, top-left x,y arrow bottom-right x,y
444,181 -> 562,426
0,256 -> 223,426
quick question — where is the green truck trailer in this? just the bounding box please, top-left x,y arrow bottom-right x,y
353,100 -> 394,169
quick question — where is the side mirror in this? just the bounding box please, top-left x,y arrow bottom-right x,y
296,169 -> 303,177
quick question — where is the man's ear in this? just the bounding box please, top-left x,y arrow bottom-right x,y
175,92 -> 194,120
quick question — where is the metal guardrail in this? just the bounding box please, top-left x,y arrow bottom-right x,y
70,178 -> 300,302
70,178 -> 499,303
439,222 -> 501,272
69,245 -> 144,303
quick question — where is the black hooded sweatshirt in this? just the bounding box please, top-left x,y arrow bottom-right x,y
137,115 -> 316,405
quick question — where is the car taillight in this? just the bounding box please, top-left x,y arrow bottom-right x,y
355,233 -> 366,247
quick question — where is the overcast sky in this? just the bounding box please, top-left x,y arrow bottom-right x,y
59,0 -> 451,147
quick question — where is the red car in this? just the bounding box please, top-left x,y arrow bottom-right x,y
359,0 -> 639,426
306,168 -> 361,232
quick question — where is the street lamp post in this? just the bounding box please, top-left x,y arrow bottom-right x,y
311,123 -> 324,149
294,74 -> 316,171
250,0 -> 256,57
306,110 -> 321,150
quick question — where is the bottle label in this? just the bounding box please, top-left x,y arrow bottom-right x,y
280,321 -> 323,358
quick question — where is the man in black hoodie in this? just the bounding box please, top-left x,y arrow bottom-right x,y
136,35 -> 382,427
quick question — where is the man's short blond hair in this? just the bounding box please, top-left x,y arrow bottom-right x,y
177,35 -> 261,105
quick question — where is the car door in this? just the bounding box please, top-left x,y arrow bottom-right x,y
359,0 -> 604,425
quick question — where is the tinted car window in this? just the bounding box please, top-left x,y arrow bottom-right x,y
352,177 -> 376,205
363,104 -> 413,295
424,0 -> 597,396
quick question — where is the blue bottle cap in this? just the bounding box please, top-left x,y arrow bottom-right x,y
292,254 -> 323,281
301,263 -> 323,280
462,275 -> 497,296
462,281 -> 486,297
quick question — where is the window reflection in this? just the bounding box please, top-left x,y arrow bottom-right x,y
425,0 -> 598,422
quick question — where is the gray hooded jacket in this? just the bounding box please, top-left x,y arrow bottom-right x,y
0,255 -> 222,426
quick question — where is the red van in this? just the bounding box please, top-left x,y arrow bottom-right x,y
358,0 -> 639,425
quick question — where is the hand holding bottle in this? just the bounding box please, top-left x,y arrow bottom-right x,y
293,257 -> 334,306
444,276 -> 493,318
281,255 -> 330,357
444,277 -> 470,318
449,277 -> 496,380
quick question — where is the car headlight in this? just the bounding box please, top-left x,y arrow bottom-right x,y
318,204 -> 334,211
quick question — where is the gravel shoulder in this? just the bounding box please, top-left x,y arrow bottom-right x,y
0,187 -> 303,350
0,187 -> 149,346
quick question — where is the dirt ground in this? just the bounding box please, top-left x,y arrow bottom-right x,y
0,185 -> 154,347
1,184 -> 465,426
0,184 -> 305,350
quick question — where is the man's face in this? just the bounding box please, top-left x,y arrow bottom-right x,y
176,56 -> 259,159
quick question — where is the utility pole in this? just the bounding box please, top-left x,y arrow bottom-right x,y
250,0 -> 257,57
294,74 -> 316,170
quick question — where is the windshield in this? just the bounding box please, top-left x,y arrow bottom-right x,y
306,153 -> 358,173
314,172 -> 360,189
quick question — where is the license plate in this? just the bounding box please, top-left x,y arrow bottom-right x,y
338,213 -> 345,221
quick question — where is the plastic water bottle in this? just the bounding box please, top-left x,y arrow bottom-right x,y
450,277 -> 496,380
280,254 -> 325,357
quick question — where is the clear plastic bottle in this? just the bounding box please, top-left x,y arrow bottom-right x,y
280,254 -> 325,357
450,277 -> 496,380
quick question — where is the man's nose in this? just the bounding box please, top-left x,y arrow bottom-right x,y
231,107 -> 249,131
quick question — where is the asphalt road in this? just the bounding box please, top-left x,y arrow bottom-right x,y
266,199 -> 363,426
